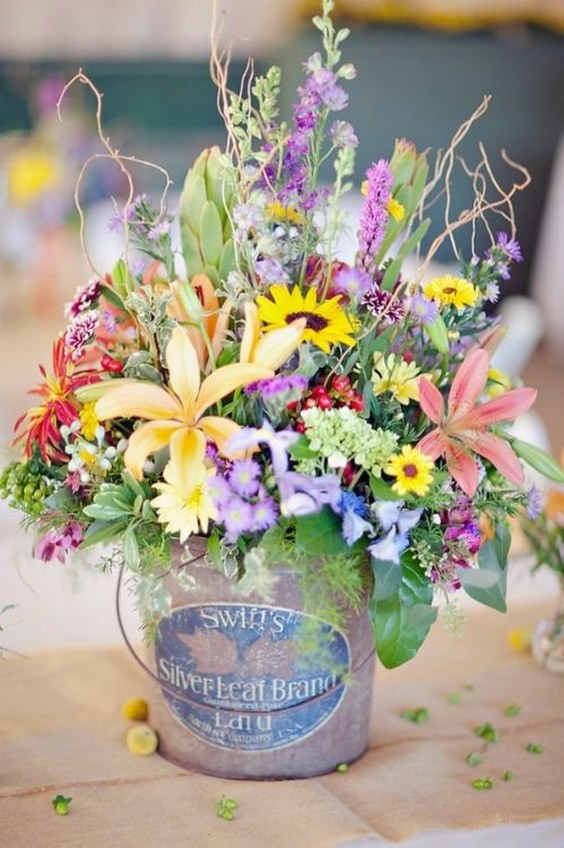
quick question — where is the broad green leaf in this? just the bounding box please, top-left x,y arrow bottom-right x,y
295,508 -> 349,556
111,259 -> 134,299
463,538 -> 507,612
288,436 -> 317,461
370,556 -> 437,668
82,503 -> 132,521
459,569 -> 500,589
180,173 -> 206,234
396,218 -> 431,260
371,558 -> 402,600
492,520 -> 511,568
219,239 -> 236,281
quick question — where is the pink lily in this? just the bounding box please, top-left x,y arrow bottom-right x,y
417,348 -> 537,496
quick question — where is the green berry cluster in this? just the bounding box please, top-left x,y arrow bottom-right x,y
0,461 -> 54,516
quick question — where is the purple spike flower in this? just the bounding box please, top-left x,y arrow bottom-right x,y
357,159 -> 393,271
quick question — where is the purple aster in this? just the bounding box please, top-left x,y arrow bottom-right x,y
228,458 -> 261,498
221,496 -> 255,542
330,120 -> 359,150
207,474 -> 232,508
409,293 -> 439,324
64,311 -> 99,361
357,160 -> 394,270
526,486 -> 543,520
250,496 -> 279,532
333,267 -> 371,300
65,277 -> 102,318
496,232 -> 523,263
244,374 -> 308,399
362,284 -> 405,324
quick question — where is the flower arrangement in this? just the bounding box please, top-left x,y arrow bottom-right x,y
2,0 -> 564,668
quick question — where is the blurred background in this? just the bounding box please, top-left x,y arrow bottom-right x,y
0,0 -> 563,653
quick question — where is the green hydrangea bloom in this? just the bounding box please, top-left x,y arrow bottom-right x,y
300,407 -> 398,476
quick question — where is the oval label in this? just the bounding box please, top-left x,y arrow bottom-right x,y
155,603 -> 350,751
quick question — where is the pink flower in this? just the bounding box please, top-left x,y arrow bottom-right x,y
417,348 -> 537,496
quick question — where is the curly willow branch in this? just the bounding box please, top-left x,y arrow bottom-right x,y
57,70 -> 173,277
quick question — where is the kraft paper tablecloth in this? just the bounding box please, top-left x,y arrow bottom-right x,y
1,600 -> 563,847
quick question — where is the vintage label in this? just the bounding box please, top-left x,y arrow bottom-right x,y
155,603 -> 350,751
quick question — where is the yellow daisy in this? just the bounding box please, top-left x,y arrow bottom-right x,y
372,353 -> 422,405
79,402 -> 99,441
386,446 -> 434,497
423,275 -> 479,311
256,285 -> 356,354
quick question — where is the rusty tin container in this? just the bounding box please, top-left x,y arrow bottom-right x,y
147,539 -> 375,779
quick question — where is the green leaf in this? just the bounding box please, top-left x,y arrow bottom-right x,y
111,259 -> 135,299
294,508 -> 350,556
180,223 -> 204,278
288,436 -> 318,461
82,503 -> 132,521
509,438 -> 564,483
381,257 -> 402,292
100,282 -> 126,312
80,519 -> 128,548
219,238 -> 236,281
396,218 -> 431,260
369,475 -> 403,501
371,558 -> 402,600
121,526 -> 140,571
370,556 -> 437,668
199,201 -> 223,266
181,173 -> 207,234
462,537 -> 507,612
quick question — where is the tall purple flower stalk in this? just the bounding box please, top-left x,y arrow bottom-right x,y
357,159 -> 393,271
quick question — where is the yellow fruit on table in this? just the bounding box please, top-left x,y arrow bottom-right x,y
507,626 -> 532,652
126,724 -> 158,756
121,697 -> 149,721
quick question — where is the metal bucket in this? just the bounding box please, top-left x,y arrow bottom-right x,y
124,538 -> 376,780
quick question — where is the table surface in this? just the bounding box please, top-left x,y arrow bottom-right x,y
1,593 -> 564,848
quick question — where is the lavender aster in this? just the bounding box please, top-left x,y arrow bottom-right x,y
222,495 -> 254,542
333,267 -> 371,300
250,496 -> 279,532
526,486 -> 543,520
244,374 -> 308,398
496,232 -> 523,263
357,159 -> 394,271
330,120 -> 358,150
229,458 -> 261,498
410,293 -> 439,324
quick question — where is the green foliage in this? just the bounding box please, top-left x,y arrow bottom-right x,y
461,521 -> 509,612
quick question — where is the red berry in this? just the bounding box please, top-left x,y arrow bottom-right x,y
343,462 -> 356,486
295,421 -> 306,434
286,401 -> 299,412
108,359 -> 124,373
303,397 -> 317,409
317,394 -> 333,410
101,354 -> 113,370
311,384 -> 328,399
350,395 -> 364,412
403,350 -> 414,363
344,388 -> 356,400
331,375 -> 350,393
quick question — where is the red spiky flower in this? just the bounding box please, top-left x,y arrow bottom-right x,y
13,335 -> 101,463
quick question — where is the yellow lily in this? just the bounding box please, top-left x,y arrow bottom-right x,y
239,301 -> 305,369
94,326 -> 273,479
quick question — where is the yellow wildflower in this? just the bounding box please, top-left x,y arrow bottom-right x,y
486,368 -> 511,398
266,201 -> 305,226
372,353 -> 423,405
423,275 -> 479,311
386,197 -> 405,222
79,402 -> 99,441
386,446 -> 434,497
7,148 -> 61,205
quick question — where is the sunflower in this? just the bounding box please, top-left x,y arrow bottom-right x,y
423,275 -> 479,311
385,445 -> 434,497
256,285 -> 356,354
